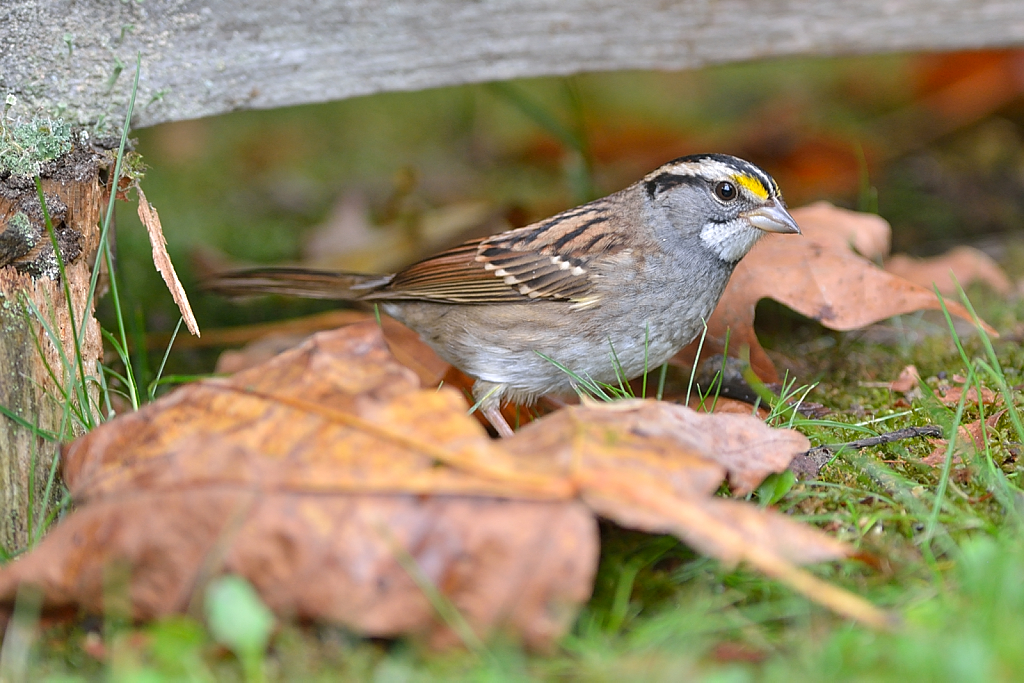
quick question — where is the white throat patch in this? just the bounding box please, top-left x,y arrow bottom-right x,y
700,219 -> 764,262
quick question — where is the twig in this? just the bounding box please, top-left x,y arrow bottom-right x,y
791,425 -> 943,479
814,425 -> 944,455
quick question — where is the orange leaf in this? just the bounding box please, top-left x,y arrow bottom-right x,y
937,384 -> 1000,408
890,365 -> 921,393
0,324 -> 890,641
921,411 -> 1004,469
884,246 -> 1011,297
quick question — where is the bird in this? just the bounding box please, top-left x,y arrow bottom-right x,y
208,153 -> 800,437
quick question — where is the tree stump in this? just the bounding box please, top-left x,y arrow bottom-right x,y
0,141 -> 107,552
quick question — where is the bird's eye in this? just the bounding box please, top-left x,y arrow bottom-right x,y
714,181 -> 737,201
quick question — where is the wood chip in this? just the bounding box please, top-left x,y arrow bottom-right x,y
137,186 -> 199,336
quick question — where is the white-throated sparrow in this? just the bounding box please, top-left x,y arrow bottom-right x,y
210,154 -> 799,436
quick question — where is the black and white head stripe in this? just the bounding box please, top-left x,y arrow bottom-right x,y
644,154 -> 779,201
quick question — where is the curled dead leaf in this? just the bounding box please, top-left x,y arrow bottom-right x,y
885,246 -> 1012,297
891,365 -> 921,393
0,324 -> 890,643
793,201 -> 891,259
28,323 -> 586,649
687,395 -> 770,419
938,385 -> 1000,407
921,411 -> 1004,468
214,332 -> 311,374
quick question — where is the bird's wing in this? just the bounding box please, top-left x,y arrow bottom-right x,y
381,200 -> 628,305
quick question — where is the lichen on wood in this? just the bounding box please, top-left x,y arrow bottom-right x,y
0,132 -> 110,551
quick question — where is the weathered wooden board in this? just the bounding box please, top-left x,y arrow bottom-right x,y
4,1 -> 1024,129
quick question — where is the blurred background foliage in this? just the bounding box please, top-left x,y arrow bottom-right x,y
111,50 -> 1024,374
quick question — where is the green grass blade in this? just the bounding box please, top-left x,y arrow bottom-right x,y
148,317 -> 184,400
0,406 -> 59,442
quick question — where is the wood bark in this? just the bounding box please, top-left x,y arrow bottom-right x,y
0,151 -> 105,551
4,1 -> 1024,131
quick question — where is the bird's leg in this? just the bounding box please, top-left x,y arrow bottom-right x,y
472,380 -> 515,438
483,406 -> 515,438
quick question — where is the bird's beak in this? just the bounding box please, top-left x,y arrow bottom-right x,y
742,200 -> 801,234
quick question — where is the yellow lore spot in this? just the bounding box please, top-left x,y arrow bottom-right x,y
733,173 -> 770,201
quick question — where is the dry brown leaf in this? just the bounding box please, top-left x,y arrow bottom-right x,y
677,203 -> 995,382
687,395 -> 770,419
921,440 -> 961,468
214,332 -> 311,374
500,401 -> 887,626
12,491 -> 595,650
890,365 -> 921,393
214,317 -> 450,389
377,316 -> 452,387
938,384 -> 1000,407
921,411 -> 1003,468
14,323 -> 585,650
0,324 -> 890,643
137,187 -> 200,336
885,246 -> 1012,296
164,306 -> 452,390
792,201 -> 891,259
504,401 -> 846,563
64,324 -> 551,503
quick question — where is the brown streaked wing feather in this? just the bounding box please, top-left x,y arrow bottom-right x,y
382,198 -> 626,304
378,239 -> 524,303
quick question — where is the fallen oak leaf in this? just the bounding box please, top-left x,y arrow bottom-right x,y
204,311 -> 451,387
4,490 -> 596,651
937,384 -> 1000,407
0,324 -> 890,647
625,401 -> 802,495
687,395 -> 770,419
214,332 -> 312,374
64,327 -> 565,502
921,411 -> 1004,468
581,473 -> 890,628
792,200 -> 891,259
676,203 -> 996,382
890,365 -> 922,393
921,444 -> 962,469
885,246 -> 1012,297
155,307 -> 453,388
26,323 -> 587,650
503,401 -> 892,627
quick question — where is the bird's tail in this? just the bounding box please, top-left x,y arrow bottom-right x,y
204,267 -> 393,301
